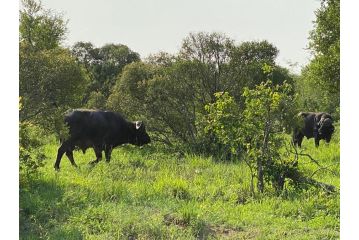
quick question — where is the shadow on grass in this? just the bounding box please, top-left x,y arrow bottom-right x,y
19,178 -> 83,240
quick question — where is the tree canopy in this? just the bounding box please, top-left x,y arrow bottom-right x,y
71,42 -> 140,104
19,0 -> 88,129
296,0 -> 340,118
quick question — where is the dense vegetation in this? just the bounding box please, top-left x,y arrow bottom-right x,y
19,0 -> 340,239
20,131 -> 339,239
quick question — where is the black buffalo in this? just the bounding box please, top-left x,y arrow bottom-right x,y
54,109 -> 151,170
293,112 -> 334,148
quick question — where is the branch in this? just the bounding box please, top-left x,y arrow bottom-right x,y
284,142 -> 337,193
148,127 -> 174,147
299,176 -> 336,193
20,108 -> 44,122
310,163 -> 339,178
151,136 -> 173,147
287,143 -> 322,167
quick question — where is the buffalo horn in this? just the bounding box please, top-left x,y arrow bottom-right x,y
135,121 -> 143,129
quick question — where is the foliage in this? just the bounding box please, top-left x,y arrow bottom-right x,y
19,47 -> 88,131
309,0 -> 340,56
228,41 -> 293,101
107,61 -> 155,117
179,32 -> 234,101
19,0 -> 88,177
180,32 -> 234,65
107,60 -> 201,146
18,0 -> 340,237
19,137 -> 339,239
71,42 -> 140,101
19,0 -> 88,130
85,91 -> 106,110
19,122 -> 46,180
205,78 -> 296,193
145,51 -> 177,67
229,40 -> 278,90
296,0 -> 339,118
204,92 -> 241,150
107,32 -> 293,154
20,0 -> 67,52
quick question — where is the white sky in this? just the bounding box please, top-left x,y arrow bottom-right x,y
41,0 -> 321,73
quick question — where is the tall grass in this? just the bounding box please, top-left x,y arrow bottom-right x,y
20,129 -> 339,239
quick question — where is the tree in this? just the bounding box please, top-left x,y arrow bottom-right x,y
107,62 -> 154,116
228,41 -> 293,101
145,52 -> 176,67
20,0 -> 67,52
107,60 -> 200,146
107,33 -> 293,153
19,0 -> 88,129
144,61 -> 203,145
71,42 -> 141,101
296,0 -> 339,117
86,91 -> 107,110
179,32 -> 235,103
19,99 -> 46,179
19,48 -> 88,130
19,0 -> 88,176
241,80 -> 296,192
309,0 -> 340,56
205,77 -> 296,193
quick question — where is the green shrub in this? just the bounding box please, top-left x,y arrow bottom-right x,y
19,122 -> 46,179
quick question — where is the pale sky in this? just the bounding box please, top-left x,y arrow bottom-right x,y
42,0 -> 321,72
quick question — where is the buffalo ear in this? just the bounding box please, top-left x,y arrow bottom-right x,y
135,121 -> 143,130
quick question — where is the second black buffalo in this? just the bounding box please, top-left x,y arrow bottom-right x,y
293,112 -> 334,148
54,109 -> 151,170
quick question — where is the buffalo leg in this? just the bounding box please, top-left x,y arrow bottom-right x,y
314,130 -> 320,147
54,141 -> 71,170
65,150 -> 78,167
292,134 -> 298,147
293,131 -> 304,148
297,135 -> 304,148
104,146 -> 112,162
89,146 -> 102,165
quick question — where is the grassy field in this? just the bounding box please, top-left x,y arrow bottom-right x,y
20,129 -> 339,239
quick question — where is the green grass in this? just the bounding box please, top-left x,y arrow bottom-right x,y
20,129 -> 339,239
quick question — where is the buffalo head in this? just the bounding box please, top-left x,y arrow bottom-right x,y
318,116 -> 335,143
133,121 -> 151,146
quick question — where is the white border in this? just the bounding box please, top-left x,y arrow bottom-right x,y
0,0 -> 19,238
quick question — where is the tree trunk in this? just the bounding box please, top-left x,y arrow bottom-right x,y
257,158 -> 264,193
250,173 -> 255,196
258,119 -> 270,193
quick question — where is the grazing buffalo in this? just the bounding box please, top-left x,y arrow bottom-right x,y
293,112 -> 334,148
54,109 -> 151,170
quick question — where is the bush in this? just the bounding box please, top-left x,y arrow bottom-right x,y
205,79 -> 297,193
19,122 -> 46,179
86,91 -> 106,110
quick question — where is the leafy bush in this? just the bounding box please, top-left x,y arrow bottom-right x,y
107,33 -> 293,155
205,78 -> 297,193
19,122 -> 46,179
86,91 -> 106,110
